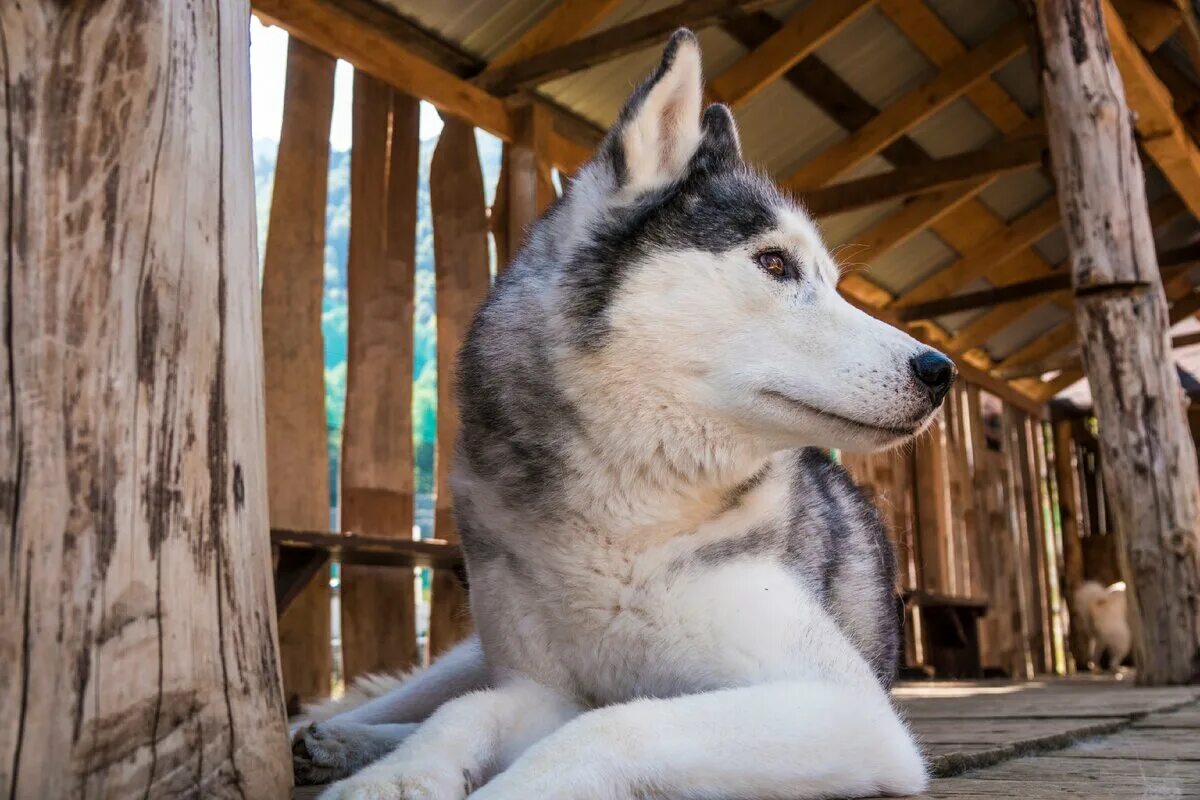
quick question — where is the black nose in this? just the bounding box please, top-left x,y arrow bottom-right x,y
910,351 -> 956,407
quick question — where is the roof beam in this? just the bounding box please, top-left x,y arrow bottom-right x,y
477,0 -> 776,94
1110,0 -> 1183,50
478,0 -> 624,72
997,331 -> 1200,380
707,0 -> 874,108
803,135 -> 1047,218
1106,0 -> 1200,218
784,22 -> 1027,190
251,0 -> 603,173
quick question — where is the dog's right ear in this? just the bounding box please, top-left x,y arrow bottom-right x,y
605,29 -> 703,198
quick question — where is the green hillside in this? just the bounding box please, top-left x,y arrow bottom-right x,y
253,128 -> 502,513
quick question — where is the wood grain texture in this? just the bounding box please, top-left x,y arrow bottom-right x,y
339,74 -> 420,680
428,117 -> 491,655
0,2 -> 291,796
1035,0 -> 1200,685
262,36 -> 335,711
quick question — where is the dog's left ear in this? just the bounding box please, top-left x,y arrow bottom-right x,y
608,29 -> 703,196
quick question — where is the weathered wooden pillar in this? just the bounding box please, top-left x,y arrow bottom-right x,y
1033,0 -> 1200,684
1053,419 -> 1090,669
263,37 -> 335,711
491,103 -> 556,272
0,3 -> 291,796
340,73 -> 420,679
429,116 -> 491,656
914,417 -> 952,595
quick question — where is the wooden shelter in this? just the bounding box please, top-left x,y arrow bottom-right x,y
4,0 -> 1200,796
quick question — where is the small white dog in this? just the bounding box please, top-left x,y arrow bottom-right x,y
1073,580 -> 1131,672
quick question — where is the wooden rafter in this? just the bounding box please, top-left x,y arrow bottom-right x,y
998,331 -> 1200,380
252,0 -> 601,173
784,22 -> 1027,191
477,0 -> 623,72
707,0 -> 874,108
1111,0 -> 1184,51
478,0 -> 776,94
802,136 -> 1047,218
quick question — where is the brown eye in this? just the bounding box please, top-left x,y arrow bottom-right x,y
756,250 -> 788,279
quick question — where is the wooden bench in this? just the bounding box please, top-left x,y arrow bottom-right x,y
272,529 -> 465,615
903,590 -> 989,679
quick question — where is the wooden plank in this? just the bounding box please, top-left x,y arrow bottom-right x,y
1057,727 -> 1200,760
429,117 -> 491,656
0,3 -> 292,795
1111,0 -> 1183,50
497,102 -> 556,273
786,23 -> 1027,190
1053,421 -> 1090,671
479,0 -> 776,94
914,416 -> 953,596
479,0 -> 624,71
1036,0 -> 1200,685
339,75 -> 420,681
707,0 -> 874,108
262,38 -> 336,708
804,136 -> 1046,218
895,198 -> 1060,310
272,530 -> 464,572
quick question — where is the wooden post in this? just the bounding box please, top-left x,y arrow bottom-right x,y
1033,0 -> 1200,684
429,116 -> 491,656
1053,420 -> 1091,670
491,103 -> 556,272
339,73 -> 420,679
1002,406 -> 1036,679
0,3 -> 291,796
262,37 -> 335,711
914,417 -> 952,595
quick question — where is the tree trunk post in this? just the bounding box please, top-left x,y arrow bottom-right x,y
0,2 -> 291,795
1032,0 -> 1200,684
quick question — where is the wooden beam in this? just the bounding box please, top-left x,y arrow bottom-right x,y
708,0 -> 874,108
1105,0 -> 1200,219
998,330 -> 1200,379
1111,0 -> 1183,50
914,416 -> 953,595
480,0 -> 624,71
0,3 -> 291,794
894,197 -> 1060,309
1052,420 -> 1091,671
340,75 -> 420,681
804,135 -> 1047,218
429,118 -> 491,656
1035,0 -> 1200,685
786,23 -> 1027,190
478,0 -> 775,94
261,38 -> 335,709
252,0 -> 598,173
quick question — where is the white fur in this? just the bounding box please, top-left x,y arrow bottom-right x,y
311,35 -> 934,800
1074,580 -> 1131,671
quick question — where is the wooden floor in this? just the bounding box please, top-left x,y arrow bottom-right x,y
294,676 -> 1200,798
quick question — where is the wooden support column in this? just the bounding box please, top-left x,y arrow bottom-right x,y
493,103 -> 556,272
429,117 -> 491,656
263,36 -> 335,711
1033,0 -> 1200,684
340,73 -> 420,679
0,3 -> 291,795
1053,420 -> 1090,670
914,417 -> 953,595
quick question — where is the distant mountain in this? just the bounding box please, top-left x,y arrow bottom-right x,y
253,129 -> 503,505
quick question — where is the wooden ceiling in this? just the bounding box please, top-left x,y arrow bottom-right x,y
252,0 -> 1200,415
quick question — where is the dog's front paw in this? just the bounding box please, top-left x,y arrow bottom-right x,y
293,721 -> 411,785
317,763 -> 465,800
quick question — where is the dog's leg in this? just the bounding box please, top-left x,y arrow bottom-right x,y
293,722 -> 419,785
318,678 -> 580,800
293,635 -> 491,785
472,680 -> 927,800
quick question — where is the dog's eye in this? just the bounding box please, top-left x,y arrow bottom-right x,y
756,250 -> 791,280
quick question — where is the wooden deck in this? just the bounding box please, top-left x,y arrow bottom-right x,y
294,677 -> 1200,798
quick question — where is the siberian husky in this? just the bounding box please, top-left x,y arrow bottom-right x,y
296,30 -> 955,799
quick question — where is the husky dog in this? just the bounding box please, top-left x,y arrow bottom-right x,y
1073,580 -> 1131,672
300,30 -> 956,799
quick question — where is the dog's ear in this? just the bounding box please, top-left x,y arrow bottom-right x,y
692,104 -> 741,174
607,29 -> 703,196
